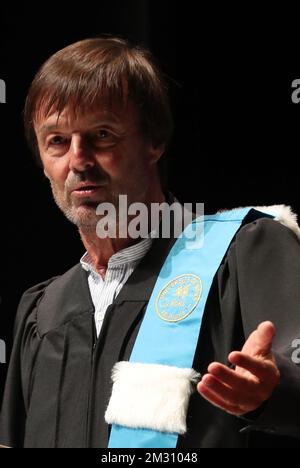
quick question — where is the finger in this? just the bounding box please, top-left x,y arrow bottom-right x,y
244,321 -> 276,357
256,321 -> 276,354
229,351 -> 280,384
197,381 -> 242,415
207,362 -> 259,391
199,374 -> 260,409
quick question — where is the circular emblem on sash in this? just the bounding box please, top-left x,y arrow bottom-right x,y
156,274 -> 202,322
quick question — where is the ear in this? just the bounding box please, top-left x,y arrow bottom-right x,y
44,168 -> 50,179
148,143 -> 166,165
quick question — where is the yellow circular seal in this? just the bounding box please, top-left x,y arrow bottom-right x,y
155,274 -> 202,322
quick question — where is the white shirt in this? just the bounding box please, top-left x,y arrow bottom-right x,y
80,238 -> 153,337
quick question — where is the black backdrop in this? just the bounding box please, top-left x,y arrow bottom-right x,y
1,1 -> 300,402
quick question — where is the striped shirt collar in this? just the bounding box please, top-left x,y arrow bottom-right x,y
80,192 -> 178,275
80,236 -> 153,274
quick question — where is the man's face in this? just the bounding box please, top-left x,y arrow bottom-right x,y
35,101 -> 164,229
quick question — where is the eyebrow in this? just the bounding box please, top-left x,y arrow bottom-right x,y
37,115 -> 122,137
38,124 -> 62,136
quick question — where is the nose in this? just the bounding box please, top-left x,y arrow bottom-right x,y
68,134 -> 95,173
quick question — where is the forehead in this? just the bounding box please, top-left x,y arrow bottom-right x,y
34,100 -> 139,134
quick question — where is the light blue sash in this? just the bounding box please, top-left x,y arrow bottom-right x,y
108,208 -> 264,448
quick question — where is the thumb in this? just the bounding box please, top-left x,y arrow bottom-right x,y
243,321 -> 276,357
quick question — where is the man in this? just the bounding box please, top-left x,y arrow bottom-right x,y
1,36 -> 300,448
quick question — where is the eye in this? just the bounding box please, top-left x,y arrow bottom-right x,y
48,135 -> 68,145
91,128 -> 118,148
96,129 -> 109,139
44,134 -> 70,157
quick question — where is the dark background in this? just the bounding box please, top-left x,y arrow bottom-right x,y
1,2 -> 300,401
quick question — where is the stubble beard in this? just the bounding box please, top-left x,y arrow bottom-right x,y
50,181 -> 99,231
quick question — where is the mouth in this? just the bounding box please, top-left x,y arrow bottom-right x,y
71,184 -> 106,198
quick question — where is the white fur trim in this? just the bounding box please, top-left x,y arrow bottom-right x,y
105,361 -> 200,435
255,205 -> 300,240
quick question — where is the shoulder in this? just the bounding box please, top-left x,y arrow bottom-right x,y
235,206 -> 300,251
223,207 -> 300,296
219,206 -> 300,284
15,264 -> 88,335
223,207 -> 300,342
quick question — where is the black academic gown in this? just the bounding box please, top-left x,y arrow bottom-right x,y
1,211 -> 300,448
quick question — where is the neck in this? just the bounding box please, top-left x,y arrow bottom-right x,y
79,187 -> 166,274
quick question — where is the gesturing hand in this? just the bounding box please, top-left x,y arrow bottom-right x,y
197,321 -> 280,415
